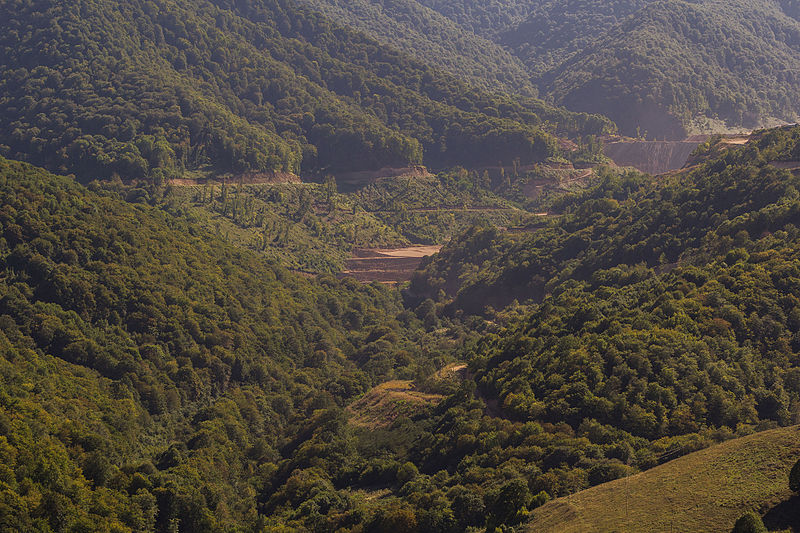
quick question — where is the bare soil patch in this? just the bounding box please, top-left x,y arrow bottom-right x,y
168,171 -> 300,186
342,245 -> 442,283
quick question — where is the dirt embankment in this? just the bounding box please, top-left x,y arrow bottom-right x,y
770,161 -> 800,175
341,245 -> 442,284
334,165 -> 431,185
169,171 -> 300,186
604,139 -> 706,175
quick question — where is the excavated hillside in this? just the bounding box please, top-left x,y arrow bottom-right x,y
603,139 -> 706,174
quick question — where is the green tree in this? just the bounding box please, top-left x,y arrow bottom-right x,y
731,511 -> 767,533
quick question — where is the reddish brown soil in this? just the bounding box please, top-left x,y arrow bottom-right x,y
342,245 -> 442,283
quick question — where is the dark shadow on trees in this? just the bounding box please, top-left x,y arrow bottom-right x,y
763,495 -> 800,532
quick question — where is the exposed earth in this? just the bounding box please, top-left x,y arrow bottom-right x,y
342,245 -> 442,283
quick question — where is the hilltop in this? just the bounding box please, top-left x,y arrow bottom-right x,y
542,0 -> 800,139
294,0 -> 536,96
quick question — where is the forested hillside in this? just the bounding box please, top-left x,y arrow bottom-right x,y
500,0 -> 654,78
3,123 -> 800,532
0,156 -> 451,530
414,0 -> 534,38
294,0 -> 537,96
411,126 -> 800,313
6,0 -> 800,530
336,0 -> 800,138
543,0 -> 800,138
0,0 -> 612,182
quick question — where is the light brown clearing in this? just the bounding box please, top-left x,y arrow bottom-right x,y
770,160 -> 800,169
335,165 -> 431,185
342,245 -> 442,283
369,245 -> 442,258
433,362 -> 468,380
347,380 -> 444,429
721,137 -> 750,145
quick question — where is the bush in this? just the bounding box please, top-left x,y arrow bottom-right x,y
731,511 -> 767,533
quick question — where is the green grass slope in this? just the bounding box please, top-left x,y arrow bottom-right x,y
526,425 -> 800,533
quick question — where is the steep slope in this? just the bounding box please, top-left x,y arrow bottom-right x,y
295,0 -> 536,96
0,0 -> 612,182
305,0 -> 800,139
0,156 -> 435,530
603,138 -> 703,174
541,0 -> 800,138
526,425 -> 800,532
411,126 -> 800,313
413,0 -> 535,39
501,0 -> 654,78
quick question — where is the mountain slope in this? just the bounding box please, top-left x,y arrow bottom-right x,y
411,126 -> 800,313
413,0 -> 535,39
383,0 -> 800,138
536,0 -> 800,138
0,156 -> 436,530
0,0 -> 612,182
526,425 -> 800,532
501,0 -> 654,78
295,0 -> 536,96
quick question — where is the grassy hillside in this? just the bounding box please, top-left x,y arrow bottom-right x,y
526,425 -> 800,532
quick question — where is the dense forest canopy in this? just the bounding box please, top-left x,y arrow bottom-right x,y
414,0 -> 535,38
4,0 -> 800,530
0,0 -> 612,182
0,156 -> 452,530
333,0 -> 800,138
294,0 -> 537,96
3,120 -> 800,530
542,0 -> 800,138
411,126 -> 800,313
500,0 -> 654,78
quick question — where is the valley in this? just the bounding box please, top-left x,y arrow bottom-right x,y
1,0 -> 800,532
